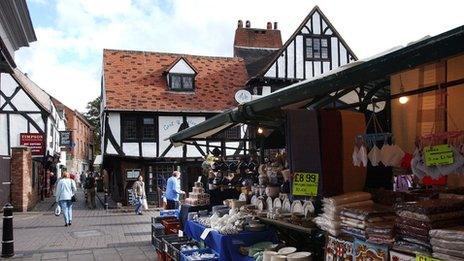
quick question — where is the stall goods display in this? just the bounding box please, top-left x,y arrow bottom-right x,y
314,192 -> 373,236
394,199 -> 464,255
430,226 -> 464,260
185,182 -> 211,206
181,248 -> 219,261
353,239 -> 388,261
340,204 -> 396,244
324,235 -> 354,261
388,250 -> 414,261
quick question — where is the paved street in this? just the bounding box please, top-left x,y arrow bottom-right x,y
0,190 -> 157,261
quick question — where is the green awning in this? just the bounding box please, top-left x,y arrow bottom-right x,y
169,25 -> 464,145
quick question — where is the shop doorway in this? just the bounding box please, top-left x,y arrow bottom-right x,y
148,164 -> 176,207
0,157 -> 11,207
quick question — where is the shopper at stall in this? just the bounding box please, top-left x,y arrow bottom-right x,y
55,171 -> 77,226
165,171 -> 185,209
132,175 -> 146,215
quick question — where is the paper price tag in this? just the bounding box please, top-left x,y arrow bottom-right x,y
416,253 -> 441,261
424,144 -> 454,166
200,228 -> 213,240
292,172 -> 319,196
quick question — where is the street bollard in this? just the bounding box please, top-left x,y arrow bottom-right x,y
104,190 -> 108,210
1,203 -> 14,258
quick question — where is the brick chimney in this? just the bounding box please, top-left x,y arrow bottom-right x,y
233,20 -> 283,57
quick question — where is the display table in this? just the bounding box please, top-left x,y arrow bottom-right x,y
184,220 -> 278,261
179,204 -> 210,229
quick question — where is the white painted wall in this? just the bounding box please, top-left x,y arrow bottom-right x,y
1,73 -> 17,97
11,89 -> 40,112
186,116 -> 206,157
26,113 -> 43,133
159,116 -> 183,157
9,114 -> 28,149
142,142 -> 156,158
108,112 -> 121,144
107,142 -> 117,155
123,142 -> 139,157
168,58 -> 195,74
0,114 -> 8,155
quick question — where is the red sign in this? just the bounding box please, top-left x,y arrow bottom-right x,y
20,133 -> 45,156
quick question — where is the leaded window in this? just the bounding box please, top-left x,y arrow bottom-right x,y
305,36 -> 330,61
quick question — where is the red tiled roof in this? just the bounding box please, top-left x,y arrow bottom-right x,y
102,49 -> 249,112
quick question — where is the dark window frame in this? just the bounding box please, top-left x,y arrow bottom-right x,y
121,114 -> 158,142
141,116 -> 157,142
121,115 -> 138,142
303,35 -> 331,62
168,73 -> 195,91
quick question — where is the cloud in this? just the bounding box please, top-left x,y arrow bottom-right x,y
16,0 -> 464,111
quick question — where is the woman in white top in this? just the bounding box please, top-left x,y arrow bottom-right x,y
55,171 -> 77,226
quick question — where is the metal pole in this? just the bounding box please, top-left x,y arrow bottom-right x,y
104,189 -> 108,211
1,203 -> 14,258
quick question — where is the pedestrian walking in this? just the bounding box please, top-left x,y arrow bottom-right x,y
55,171 -> 77,226
84,172 -> 96,209
165,171 -> 185,210
132,175 -> 146,215
79,172 -> 86,188
50,171 -> 57,195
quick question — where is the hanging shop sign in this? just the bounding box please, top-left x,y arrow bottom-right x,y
20,133 -> 45,156
292,172 -> 319,196
59,131 -> 72,147
126,169 -> 141,179
424,144 -> 454,166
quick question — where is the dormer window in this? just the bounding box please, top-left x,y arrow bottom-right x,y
169,74 -> 194,90
166,57 -> 197,91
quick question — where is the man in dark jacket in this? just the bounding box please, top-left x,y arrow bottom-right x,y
84,172 -> 96,209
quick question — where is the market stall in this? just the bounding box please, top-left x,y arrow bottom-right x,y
156,26 -> 464,261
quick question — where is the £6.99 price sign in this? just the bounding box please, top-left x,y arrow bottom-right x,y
292,172 -> 319,196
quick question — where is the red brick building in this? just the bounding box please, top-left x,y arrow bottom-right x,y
53,98 -> 94,176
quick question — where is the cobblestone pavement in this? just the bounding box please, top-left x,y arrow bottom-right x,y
0,189 -> 157,261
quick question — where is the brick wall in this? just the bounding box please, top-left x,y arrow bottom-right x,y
10,146 -> 38,211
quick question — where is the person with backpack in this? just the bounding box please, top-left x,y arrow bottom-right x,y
84,172 -> 96,209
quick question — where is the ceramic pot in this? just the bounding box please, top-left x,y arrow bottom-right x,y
271,255 -> 287,261
286,252 -> 312,261
263,251 -> 277,261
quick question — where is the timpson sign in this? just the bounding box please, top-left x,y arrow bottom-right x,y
20,133 -> 45,156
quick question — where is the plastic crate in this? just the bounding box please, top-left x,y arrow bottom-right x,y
162,236 -> 190,253
181,248 -> 219,261
153,216 -> 177,225
152,223 -> 165,246
167,241 -> 200,261
154,234 -> 178,251
161,209 -> 179,217
162,219 -> 180,235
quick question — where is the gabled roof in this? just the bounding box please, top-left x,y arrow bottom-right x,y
250,6 -> 357,80
164,57 -> 199,74
11,67 -> 52,113
102,49 -> 249,112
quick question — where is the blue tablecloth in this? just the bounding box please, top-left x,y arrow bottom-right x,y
184,220 -> 278,261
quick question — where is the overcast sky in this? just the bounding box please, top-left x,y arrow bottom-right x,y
16,0 -> 464,111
